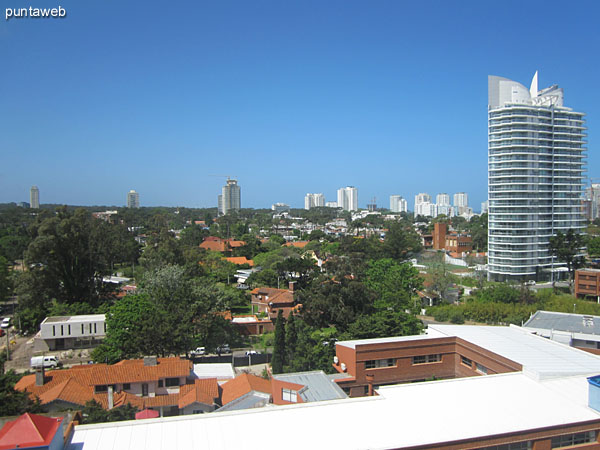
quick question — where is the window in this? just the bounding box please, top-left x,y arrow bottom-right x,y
165,377 -> 179,387
94,323 -> 97,334
476,363 -> 489,375
95,385 -> 108,393
551,431 -> 597,448
282,388 -> 297,402
365,358 -> 396,369
68,325 -> 71,335
412,354 -> 441,365
60,325 -> 64,336
89,323 -> 92,333
478,440 -> 532,450
122,383 -> 131,390
142,383 -> 148,397
81,324 -> 84,334
158,380 -> 163,388
104,323 -> 106,332
52,326 -> 56,337
461,356 -> 473,367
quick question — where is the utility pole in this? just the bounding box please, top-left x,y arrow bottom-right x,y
5,329 -> 9,361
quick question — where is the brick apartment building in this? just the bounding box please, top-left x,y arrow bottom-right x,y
576,269 -> 600,299
250,282 -> 300,320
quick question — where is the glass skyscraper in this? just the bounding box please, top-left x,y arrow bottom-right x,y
488,73 -> 586,282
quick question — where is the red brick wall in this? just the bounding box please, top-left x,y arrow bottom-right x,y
334,336 -> 522,396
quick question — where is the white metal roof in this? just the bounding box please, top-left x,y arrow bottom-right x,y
68,372 -> 600,450
336,329 -> 446,349
192,363 -> 235,380
429,324 -> 600,379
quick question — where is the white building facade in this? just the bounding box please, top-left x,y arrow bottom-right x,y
127,190 -> 140,208
488,72 -> 586,282
389,195 -> 408,213
337,187 -> 358,211
304,193 -> 325,210
30,186 -> 39,209
35,314 -> 106,351
220,179 -> 241,215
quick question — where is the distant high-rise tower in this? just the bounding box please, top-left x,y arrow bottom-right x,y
488,72 -> 586,282
30,186 -> 39,209
127,190 -> 140,208
337,187 -> 358,211
453,192 -> 468,208
414,193 -> 434,217
390,195 -> 408,213
304,193 -> 325,210
220,178 -> 241,215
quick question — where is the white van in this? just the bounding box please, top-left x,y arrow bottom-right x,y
30,355 -> 59,369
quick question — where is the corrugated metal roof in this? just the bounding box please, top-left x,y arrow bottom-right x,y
272,371 -> 347,402
524,310 -> 600,336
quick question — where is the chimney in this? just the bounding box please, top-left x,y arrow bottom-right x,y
143,356 -> 157,366
365,373 -> 374,397
289,281 -> 296,292
35,367 -> 45,386
107,385 -> 114,410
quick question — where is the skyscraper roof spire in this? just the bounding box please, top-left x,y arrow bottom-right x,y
530,71 -> 538,98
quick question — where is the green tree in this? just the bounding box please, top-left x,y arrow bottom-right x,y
271,310 -> 286,374
285,313 -> 298,364
344,311 -> 423,340
82,399 -> 138,424
365,259 -> 423,311
92,294 -> 165,363
0,256 -> 11,303
21,208 -> 137,306
0,371 -> 42,416
550,229 -> 585,291
383,221 -> 422,260
588,236 -> 600,258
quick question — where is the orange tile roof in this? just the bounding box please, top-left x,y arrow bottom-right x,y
221,373 -> 272,405
15,357 -> 192,410
284,241 -> 309,248
179,379 -> 220,408
251,287 -> 294,306
200,237 -> 246,252
224,256 -> 254,266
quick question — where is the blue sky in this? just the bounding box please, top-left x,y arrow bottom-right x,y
1,0 -> 599,210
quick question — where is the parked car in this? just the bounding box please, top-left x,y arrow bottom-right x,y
216,344 -> 231,354
30,355 -> 60,369
1,317 -> 10,329
245,350 -> 260,356
190,347 -> 206,356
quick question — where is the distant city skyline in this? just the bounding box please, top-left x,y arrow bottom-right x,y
2,2 -> 598,208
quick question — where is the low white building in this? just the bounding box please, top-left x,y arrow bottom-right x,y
34,314 -> 106,351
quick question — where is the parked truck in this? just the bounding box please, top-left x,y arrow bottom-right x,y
30,355 -> 60,369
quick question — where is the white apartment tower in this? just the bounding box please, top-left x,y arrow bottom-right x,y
127,190 -> 139,208
337,187 -> 358,211
414,193 -> 434,217
390,195 -> 408,213
453,192 -> 468,208
220,178 -> 241,215
488,72 -> 586,282
304,193 -> 325,210
30,186 -> 39,209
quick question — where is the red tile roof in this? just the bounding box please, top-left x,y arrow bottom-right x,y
200,237 -> 246,252
251,287 -> 294,306
224,256 -> 254,266
15,357 -> 191,410
284,241 -> 309,248
221,373 -> 272,405
0,413 -> 62,450
179,378 -> 220,408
